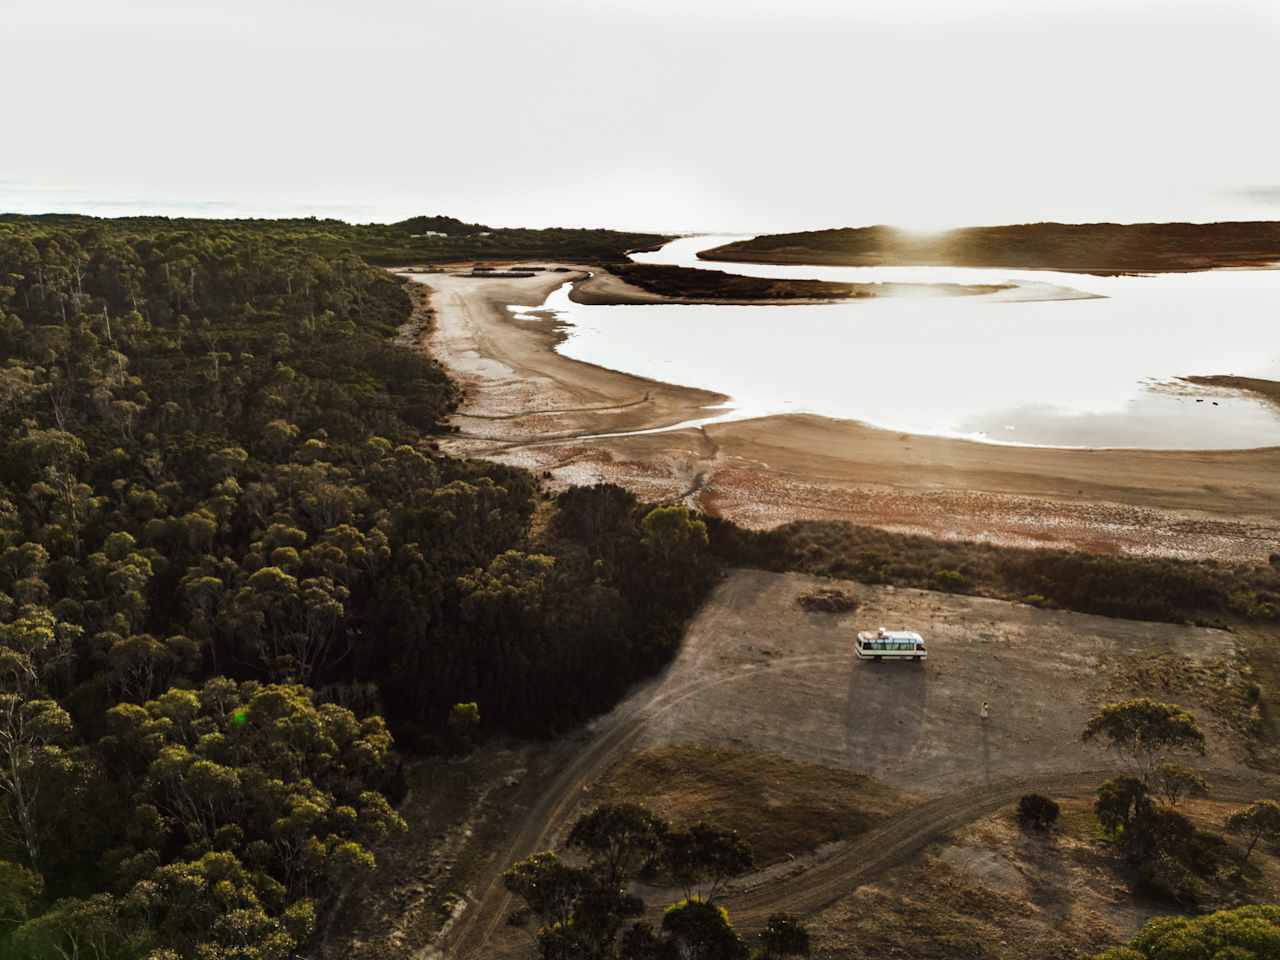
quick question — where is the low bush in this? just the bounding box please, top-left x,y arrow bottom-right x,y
796,587 -> 859,613
1017,794 -> 1060,831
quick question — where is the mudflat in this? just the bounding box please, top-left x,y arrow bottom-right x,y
411,267 -> 1280,562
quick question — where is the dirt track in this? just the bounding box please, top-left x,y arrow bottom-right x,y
442,570 -> 1273,959
722,768 -> 1271,930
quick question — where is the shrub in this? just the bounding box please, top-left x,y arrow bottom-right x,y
932,568 -> 970,591
796,587 -> 858,613
1017,794 -> 1060,831
1094,904 -> 1280,959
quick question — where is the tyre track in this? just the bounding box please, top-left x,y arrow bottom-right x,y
441,651 -> 852,959
724,767 -> 1273,929
442,642 -> 1278,958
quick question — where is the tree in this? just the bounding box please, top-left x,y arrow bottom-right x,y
1095,776 -> 1154,839
661,898 -> 747,960
448,701 -> 480,753
567,804 -> 667,888
101,679 -> 403,898
105,633 -> 197,703
1224,800 -> 1280,860
502,852 -> 591,932
1092,904 -> 1280,959
758,913 -> 811,959
9,893 -> 139,960
1094,776 -> 1218,904
1151,761 -> 1208,809
0,218 -> 727,948
0,858 -> 41,926
1082,698 -> 1205,785
0,694 -> 76,868
663,823 -> 753,903
125,851 -> 316,960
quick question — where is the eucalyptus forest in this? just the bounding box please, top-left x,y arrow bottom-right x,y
0,216 -> 714,957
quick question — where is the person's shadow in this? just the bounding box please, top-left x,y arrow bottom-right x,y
981,717 -> 991,786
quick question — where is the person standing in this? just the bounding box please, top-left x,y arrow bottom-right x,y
980,700 -> 990,721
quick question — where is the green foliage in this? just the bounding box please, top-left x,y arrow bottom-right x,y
0,212 -> 670,269
507,807 -> 758,960
1082,699 -> 1205,785
0,218 -> 719,957
661,898 -> 747,960
663,822 -> 754,903
1092,904 -> 1280,960
1094,777 -> 1224,906
1151,762 -> 1208,809
448,701 -> 480,751
101,679 -> 404,889
502,852 -> 592,931
567,804 -> 667,888
1224,800 -> 1280,860
0,859 -> 41,924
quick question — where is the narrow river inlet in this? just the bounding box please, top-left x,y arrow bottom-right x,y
514,236 -> 1280,449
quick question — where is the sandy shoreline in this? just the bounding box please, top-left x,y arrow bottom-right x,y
410,266 -> 1280,563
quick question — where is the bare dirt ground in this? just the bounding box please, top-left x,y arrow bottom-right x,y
619,572 -> 1253,795
322,569 -> 1277,959
411,267 -> 1280,562
811,796 -> 1280,960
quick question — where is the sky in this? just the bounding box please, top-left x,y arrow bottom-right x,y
3,0 -> 1280,232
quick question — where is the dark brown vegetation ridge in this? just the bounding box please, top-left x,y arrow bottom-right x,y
702,221 -> 1280,275
1186,375 -> 1280,410
605,262 -> 1007,302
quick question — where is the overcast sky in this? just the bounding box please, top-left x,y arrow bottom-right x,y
4,0 -> 1279,231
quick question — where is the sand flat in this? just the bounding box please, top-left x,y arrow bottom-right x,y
409,266 -> 1280,562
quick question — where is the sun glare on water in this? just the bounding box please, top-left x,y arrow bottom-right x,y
889,220 -> 958,236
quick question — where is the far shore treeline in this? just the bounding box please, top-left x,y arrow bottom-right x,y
0,213 -> 1278,956
703,221 -> 1280,274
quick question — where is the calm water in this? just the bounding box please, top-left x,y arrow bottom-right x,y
514,236 -> 1280,449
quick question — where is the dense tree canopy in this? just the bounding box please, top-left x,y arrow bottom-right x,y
505,805 -> 773,960
0,218 -> 719,955
1094,904 -> 1280,960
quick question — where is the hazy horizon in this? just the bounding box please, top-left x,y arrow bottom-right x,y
6,0 -> 1280,233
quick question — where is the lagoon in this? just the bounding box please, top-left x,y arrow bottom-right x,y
516,236 -> 1280,450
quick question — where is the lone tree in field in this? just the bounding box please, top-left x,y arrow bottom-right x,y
1224,800 -> 1280,861
1082,698 -> 1205,786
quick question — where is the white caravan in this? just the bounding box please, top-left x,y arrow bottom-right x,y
856,627 -> 927,662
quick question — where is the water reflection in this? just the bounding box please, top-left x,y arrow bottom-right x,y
518,237 -> 1280,450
